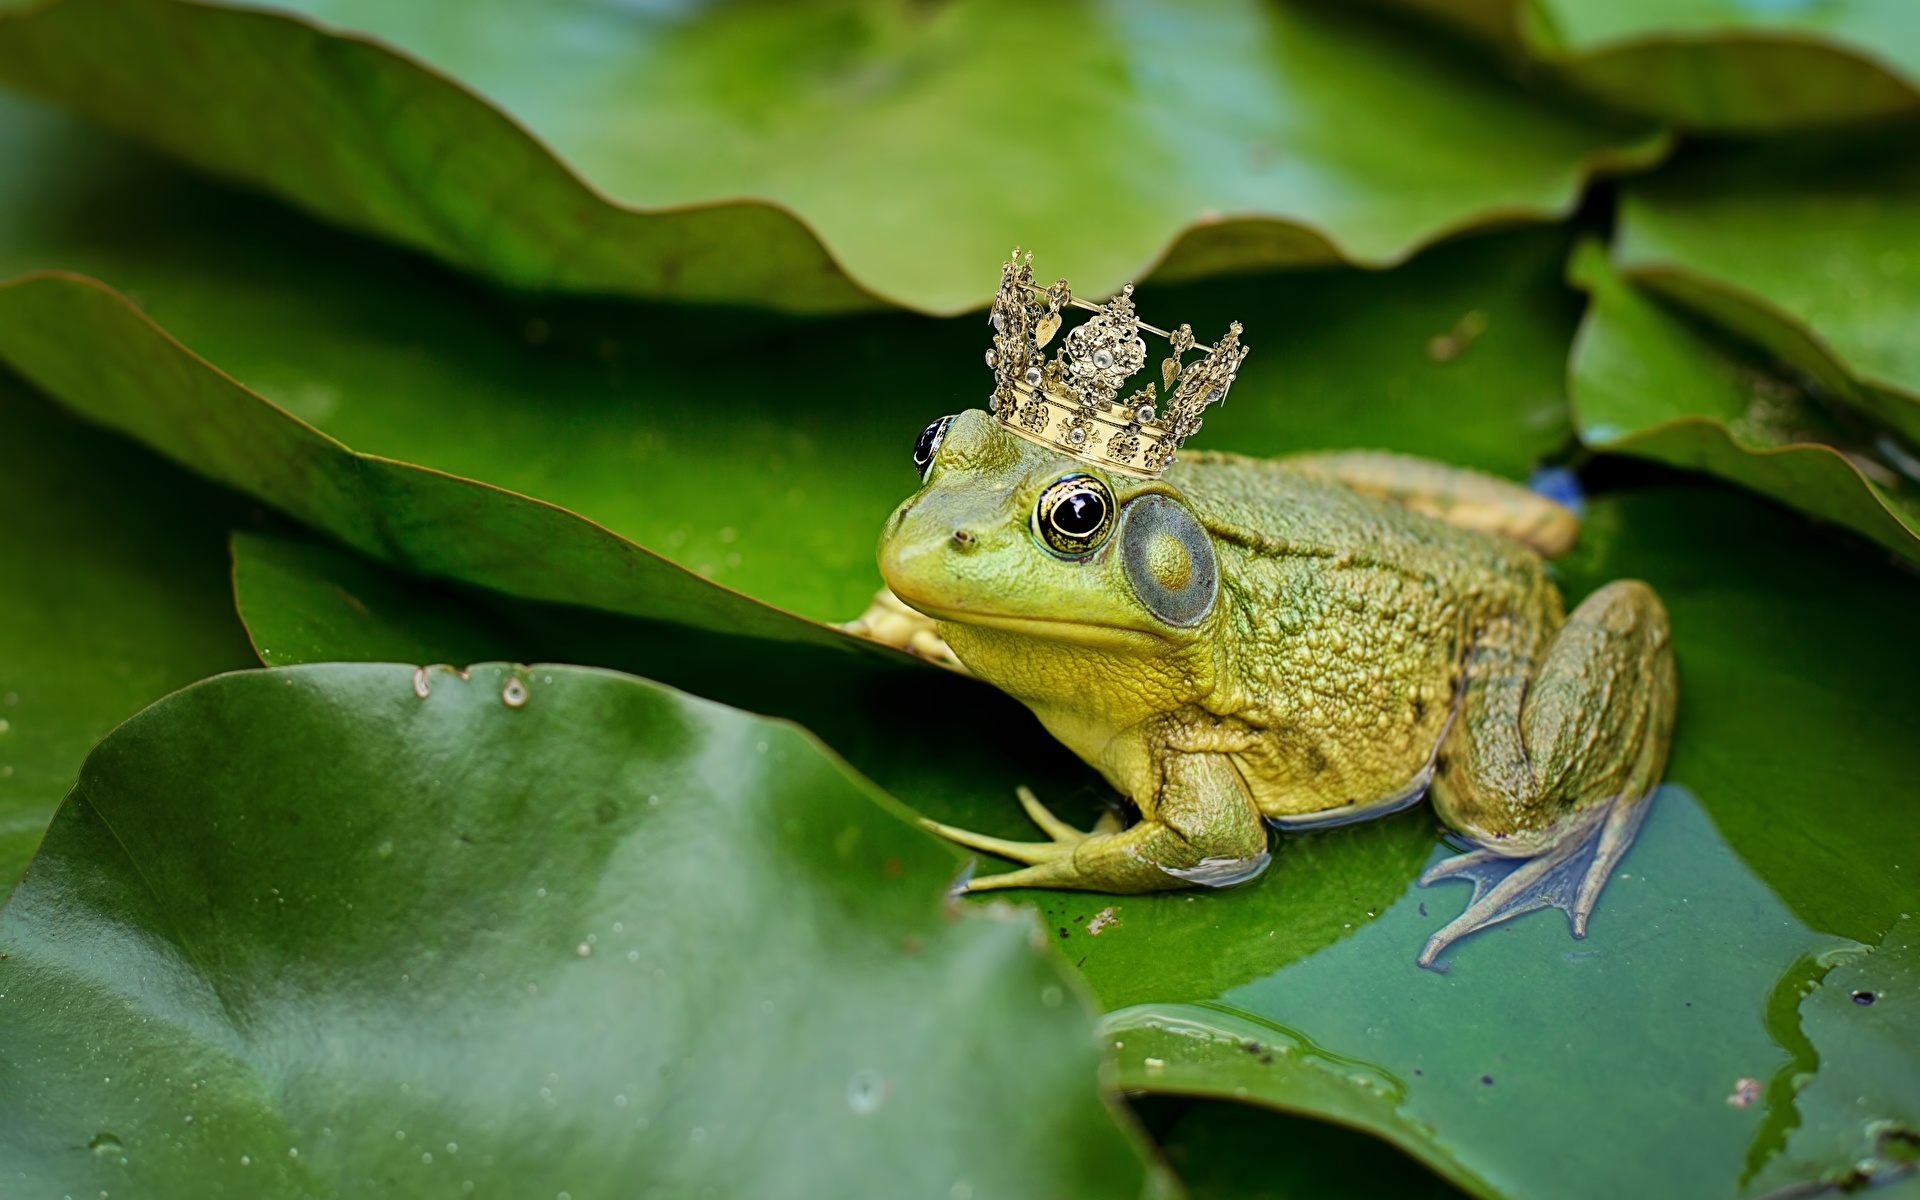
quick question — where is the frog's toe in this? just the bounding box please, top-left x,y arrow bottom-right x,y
1021,787 -> 1113,840
917,817 -> 1072,866
1418,789 -> 1656,969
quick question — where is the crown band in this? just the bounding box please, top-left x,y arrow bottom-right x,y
985,248 -> 1248,480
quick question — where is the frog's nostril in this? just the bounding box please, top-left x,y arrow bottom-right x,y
952,529 -> 976,547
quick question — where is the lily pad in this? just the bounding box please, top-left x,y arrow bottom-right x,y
1567,238 -> 1920,565
1616,132 -> 1920,439
0,0 -> 1663,312
1373,0 -> 1920,131
1051,485 -> 1918,1199
0,371 -> 257,893
0,94 -> 1591,621
0,661 -> 1163,1198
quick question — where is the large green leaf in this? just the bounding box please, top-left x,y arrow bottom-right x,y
1065,485 -> 1920,1199
1616,133 -> 1920,437
1567,238 -> 1920,564
0,371 -> 257,893
1372,0 -> 1920,131
0,0 -> 1663,312
0,661 -> 1164,1198
0,93 -> 1588,622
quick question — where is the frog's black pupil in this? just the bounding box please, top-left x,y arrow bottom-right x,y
913,417 -> 952,472
1052,490 -> 1107,536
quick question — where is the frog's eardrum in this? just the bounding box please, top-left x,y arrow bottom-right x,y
1120,495 -> 1217,628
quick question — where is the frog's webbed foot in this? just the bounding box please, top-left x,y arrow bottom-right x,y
1417,788 -> 1655,970
838,588 -> 968,673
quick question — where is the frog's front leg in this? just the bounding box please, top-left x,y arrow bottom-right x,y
921,752 -> 1270,893
1420,580 -> 1677,968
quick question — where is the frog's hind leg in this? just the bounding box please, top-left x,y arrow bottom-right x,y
1284,450 -> 1579,557
1419,580 -> 1676,969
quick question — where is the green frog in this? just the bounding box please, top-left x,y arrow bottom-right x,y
857,409 -> 1676,967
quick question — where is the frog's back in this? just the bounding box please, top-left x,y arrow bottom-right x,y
1162,450 -> 1561,822
1167,451 -> 1550,588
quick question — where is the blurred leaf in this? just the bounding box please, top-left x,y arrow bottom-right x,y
0,94 -> 1587,622
0,661 -> 1164,1198
0,0 -> 1663,312
1370,0 -> 1920,131
0,372 -> 257,893
1567,238 -> 1920,564
0,265 -> 869,649
1744,917 -> 1920,1197
1617,132 -> 1920,441
1088,486 -> 1920,1200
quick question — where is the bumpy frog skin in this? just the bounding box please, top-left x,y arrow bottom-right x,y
870,410 -> 1676,967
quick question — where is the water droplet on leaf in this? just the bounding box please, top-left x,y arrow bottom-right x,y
846,1069 -> 886,1115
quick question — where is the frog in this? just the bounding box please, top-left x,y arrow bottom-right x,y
858,408 -> 1676,967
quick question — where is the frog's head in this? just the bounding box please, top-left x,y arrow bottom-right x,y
879,410 -> 1221,727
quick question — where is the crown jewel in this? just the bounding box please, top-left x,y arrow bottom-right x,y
984,248 -> 1249,479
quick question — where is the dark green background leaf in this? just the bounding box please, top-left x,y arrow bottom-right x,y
1373,0 -> 1920,131
1568,239 -> 1920,564
0,372 -> 257,893
1618,133 -> 1920,439
0,93 -> 1587,624
0,0 -> 1662,311
0,662 -> 1161,1198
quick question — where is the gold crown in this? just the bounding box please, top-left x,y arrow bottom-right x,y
985,249 -> 1248,479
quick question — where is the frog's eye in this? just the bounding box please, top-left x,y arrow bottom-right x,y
1033,474 -> 1117,557
913,415 -> 956,478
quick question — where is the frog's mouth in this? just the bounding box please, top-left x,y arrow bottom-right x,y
888,590 -> 1173,650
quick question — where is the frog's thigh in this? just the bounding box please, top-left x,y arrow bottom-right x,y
1286,450 -> 1578,557
1422,580 -> 1676,966
950,753 -> 1270,894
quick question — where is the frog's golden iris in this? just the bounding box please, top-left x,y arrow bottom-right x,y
1033,474 -> 1114,557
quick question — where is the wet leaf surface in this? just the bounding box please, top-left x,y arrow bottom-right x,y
0,94 -> 1587,621
1746,917 -> 1920,1198
0,0 -> 1661,312
1373,0 -> 1920,130
0,372 -> 257,893
0,662 -> 1162,1198
1568,240 -> 1920,564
